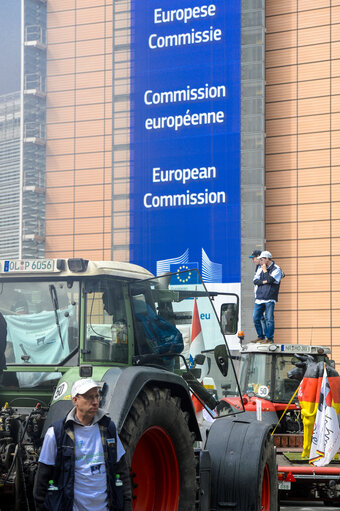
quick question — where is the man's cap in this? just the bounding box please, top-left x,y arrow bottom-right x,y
259,250 -> 272,259
249,249 -> 262,258
71,378 -> 99,398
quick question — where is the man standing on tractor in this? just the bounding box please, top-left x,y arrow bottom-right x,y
33,378 -> 132,511
252,251 -> 282,344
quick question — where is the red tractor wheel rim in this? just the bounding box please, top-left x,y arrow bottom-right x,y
132,426 -> 180,510
261,464 -> 271,511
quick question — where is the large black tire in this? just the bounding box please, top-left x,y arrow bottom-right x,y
120,386 -> 197,511
206,416 -> 278,511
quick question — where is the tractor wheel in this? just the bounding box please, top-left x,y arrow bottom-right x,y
206,416 -> 278,511
120,386 -> 197,511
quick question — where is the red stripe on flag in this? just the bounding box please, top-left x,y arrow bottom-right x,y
299,377 -> 321,403
191,298 -> 201,343
328,376 -> 340,406
191,298 -> 204,413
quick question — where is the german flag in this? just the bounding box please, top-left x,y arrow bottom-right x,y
299,363 -> 340,458
326,373 -> 340,414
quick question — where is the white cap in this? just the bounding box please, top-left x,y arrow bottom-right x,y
259,251 -> 272,259
71,378 -> 99,398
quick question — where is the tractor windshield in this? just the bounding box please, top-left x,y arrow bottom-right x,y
0,280 -> 79,387
238,352 -> 301,403
129,269 -> 243,417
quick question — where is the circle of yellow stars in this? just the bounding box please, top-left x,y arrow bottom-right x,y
176,265 -> 192,282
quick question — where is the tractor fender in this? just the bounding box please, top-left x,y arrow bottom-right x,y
42,398 -> 74,433
241,410 -> 279,427
101,366 -> 201,439
43,366 -> 200,440
42,367 -> 125,433
206,415 -> 278,511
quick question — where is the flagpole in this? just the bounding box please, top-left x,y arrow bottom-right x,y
271,385 -> 300,436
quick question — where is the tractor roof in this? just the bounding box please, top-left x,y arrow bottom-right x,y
241,343 -> 331,356
0,258 -> 154,281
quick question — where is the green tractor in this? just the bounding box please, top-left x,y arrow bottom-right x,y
0,258 -> 277,511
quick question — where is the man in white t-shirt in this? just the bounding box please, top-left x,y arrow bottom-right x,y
33,378 -> 132,511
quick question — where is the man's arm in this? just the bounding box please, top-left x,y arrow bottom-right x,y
253,278 -> 265,285
116,454 -> 133,511
33,462 -> 54,511
253,266 -> 264,285
33,426 -> 58,511
263,265 -> 281,285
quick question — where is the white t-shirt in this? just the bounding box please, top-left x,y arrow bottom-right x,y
39,423 -> 125,511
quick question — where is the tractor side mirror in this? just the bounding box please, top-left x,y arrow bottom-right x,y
194,354 -> 206,366
220,303 -> 238,335
214,344 -> 229,377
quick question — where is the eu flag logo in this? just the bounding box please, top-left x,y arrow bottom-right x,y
170,263 -> 200,285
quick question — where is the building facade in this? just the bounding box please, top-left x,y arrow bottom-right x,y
5,0 -> 337,352
266,1 -> 340,358
45,0 -> 127,261
0,0 -> 46,260
0,92 -> 21,258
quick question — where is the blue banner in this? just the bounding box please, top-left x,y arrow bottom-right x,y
169,264 -> 200,285
130,1 -> 240,283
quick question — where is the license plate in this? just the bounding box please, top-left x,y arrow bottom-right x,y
281,344 -> 310,353
278,481 -> 291,490
0,259 -> 57,273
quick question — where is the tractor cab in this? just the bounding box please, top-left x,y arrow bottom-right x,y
238,343 -> 331,406
0,258 -> 243,418
229,343 -> 332,436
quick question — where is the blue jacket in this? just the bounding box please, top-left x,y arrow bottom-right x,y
253,261 -> 282,302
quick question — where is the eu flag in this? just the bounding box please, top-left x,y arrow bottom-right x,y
170,263 -> 200,285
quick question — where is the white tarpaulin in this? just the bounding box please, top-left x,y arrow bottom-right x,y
5,307 -> 71,387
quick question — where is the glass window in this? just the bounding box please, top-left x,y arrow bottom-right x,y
0,280 -> 79,387
220,303 -> 238,335
239,353 -> 272,399
84,279 -> 128,364
239,353 -> 301,403
130,270 -> 243,416
273,355 -> 300,403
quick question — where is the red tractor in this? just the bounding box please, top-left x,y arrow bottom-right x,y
231,342 -> 340,505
